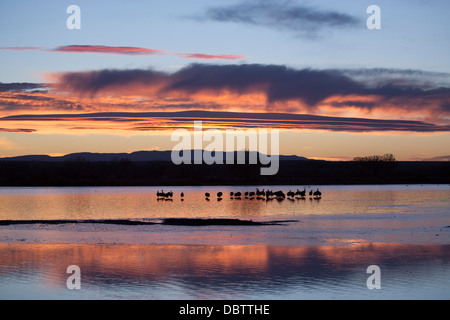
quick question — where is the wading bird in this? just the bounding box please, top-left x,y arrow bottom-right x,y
313,188 -> 322,198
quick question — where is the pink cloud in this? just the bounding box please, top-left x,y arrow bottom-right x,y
1,45 -> 246,61
177,53 -> 246,60
50,45 -> 166,55
0,47 -> 45,51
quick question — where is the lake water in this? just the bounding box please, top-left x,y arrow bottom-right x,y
0,184 -> 449,300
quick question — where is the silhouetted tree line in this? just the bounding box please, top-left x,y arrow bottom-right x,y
353,154 -> 396,162
0,159 -> 448,186
352,154 -> 398,177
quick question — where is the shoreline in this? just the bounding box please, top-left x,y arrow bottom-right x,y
1,220 -> 448,247
1,161 -> 448,187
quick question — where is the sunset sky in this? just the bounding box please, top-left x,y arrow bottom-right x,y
0,0 -> 449,161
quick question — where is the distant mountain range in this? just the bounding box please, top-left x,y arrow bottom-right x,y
0,150 -> 310,162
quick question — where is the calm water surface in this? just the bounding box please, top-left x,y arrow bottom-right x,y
1,243 -> 449,300
0,184 -> 448,220
0,184 -> 449,300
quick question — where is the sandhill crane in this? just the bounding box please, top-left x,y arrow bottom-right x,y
313,188 -> 322,198
157,190 -> 173,199
295,188 -> 306,198
274,190 -> 285,199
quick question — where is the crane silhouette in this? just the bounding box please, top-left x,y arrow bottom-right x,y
313,188 -> 322,198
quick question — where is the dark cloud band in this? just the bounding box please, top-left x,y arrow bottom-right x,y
2,110 -> 448,133
197,0 -> 360,37
51,63 -> 450,114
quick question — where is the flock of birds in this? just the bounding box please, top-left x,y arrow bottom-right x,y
156,187 -> 322,201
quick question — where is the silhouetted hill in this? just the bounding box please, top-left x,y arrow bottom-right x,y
0,150 -> 309,162
0,153 -> 448,186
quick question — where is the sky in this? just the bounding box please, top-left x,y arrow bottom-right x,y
0,0 -> 449,160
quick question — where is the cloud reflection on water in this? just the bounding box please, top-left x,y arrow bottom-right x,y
1,242 -> 449,299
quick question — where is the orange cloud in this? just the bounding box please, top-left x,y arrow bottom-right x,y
2,64 -> 449,136
2,110 -> 449,134
0,128 -> 36,133
44,64 -> 450,126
